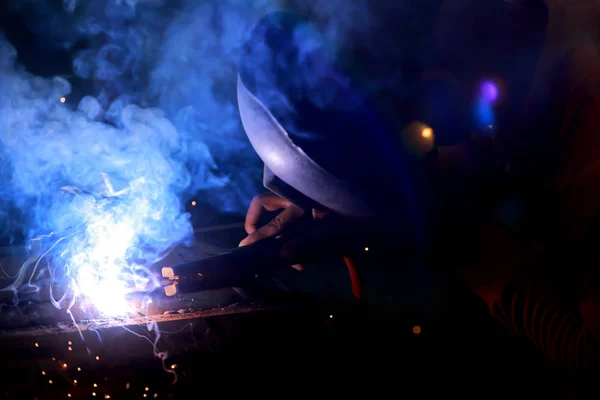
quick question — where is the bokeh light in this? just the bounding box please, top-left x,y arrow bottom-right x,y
480,81 -> 498,103
401,121 -> 435,156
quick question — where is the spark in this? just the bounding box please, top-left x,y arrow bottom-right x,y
144,395 -> 147,398
126,383 -> 130,390
34,342 -> 39,348
73,380 -> 78,385
421,128 -> 433,139
191,200 -> 197,206
170,364 -> 177,369
96,356 -> 100,360
77,367 -> 81,371
63,363 -> 68,368
364,247 -> 369,252
68,347 -> 72,351
154,394 -> 158,398
48,380 -> 53,385
93,383 -> 98,388
145,387 -> 149,391
60,97 -> 66,103
41,371 -> 46,375
92,392 -> 97,397
413,325 -> 422,335
68,394 -> 72,398
68,341 -> 72,345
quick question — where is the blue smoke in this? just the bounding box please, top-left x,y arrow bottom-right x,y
0,0 -> 374,315
0,0 -> 272,314
0,32 -> 196,312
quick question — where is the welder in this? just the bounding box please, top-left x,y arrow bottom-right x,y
236,0 -> 600,376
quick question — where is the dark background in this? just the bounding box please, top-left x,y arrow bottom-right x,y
0,1 -> 569,398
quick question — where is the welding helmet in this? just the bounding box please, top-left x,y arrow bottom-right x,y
236,11 -> 444,237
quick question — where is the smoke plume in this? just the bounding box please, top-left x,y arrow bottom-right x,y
0,0 -> 374,315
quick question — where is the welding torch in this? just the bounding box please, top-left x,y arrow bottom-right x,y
159,235 -> 289,296
159,215 -> 365,299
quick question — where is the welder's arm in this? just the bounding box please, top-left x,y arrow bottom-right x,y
438,146 -> 600,369
449,55 -> 600,369
442,207 -> 599,369
463,219 -> 600,372
489,252 -> 600,369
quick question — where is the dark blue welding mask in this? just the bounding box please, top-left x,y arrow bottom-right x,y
237,11 -> 441,236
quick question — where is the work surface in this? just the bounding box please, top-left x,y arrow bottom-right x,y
0,223 -> 560,398
0,223 -> 255,336
0,223 -> 316,398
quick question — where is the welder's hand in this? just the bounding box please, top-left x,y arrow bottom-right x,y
240,192 -> 317,246
239,192 -> 302,247
239,192 -> 330,269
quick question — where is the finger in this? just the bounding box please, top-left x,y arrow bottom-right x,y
240,205 -> 304,247
245,193 -> 291,234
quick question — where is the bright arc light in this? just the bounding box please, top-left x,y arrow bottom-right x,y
72,215 -> 137,316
